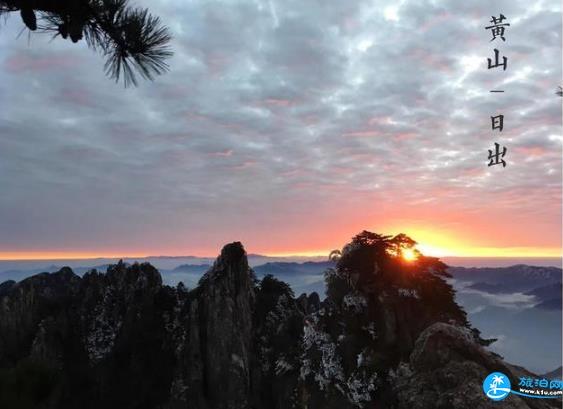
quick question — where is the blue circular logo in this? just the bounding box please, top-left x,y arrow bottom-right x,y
483,372 -> 511,401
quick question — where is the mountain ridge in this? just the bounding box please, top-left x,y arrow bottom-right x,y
0,239 -> 559,409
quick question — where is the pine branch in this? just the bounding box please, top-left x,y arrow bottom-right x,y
0,0 -> 173,86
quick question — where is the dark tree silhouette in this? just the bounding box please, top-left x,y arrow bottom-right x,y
0,0 -> 172,86
312,230 -> 499,385
556,86 -> 563,97
329,230 -> 468,326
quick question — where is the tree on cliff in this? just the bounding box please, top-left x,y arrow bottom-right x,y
0,0 -> 172,86
328,230 -> 469,332
296,231 -> 499,407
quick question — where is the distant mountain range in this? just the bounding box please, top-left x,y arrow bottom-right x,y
172,264 -> 211,273
171,260 -> 335,278
541,366 -> 563,379
2,261 -> 561,305
449,265 -> 562,311
448,265 -> 561,286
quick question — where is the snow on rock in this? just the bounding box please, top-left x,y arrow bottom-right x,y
275,356 -> 294,375
362,322 -> 377,340
301,308 -> 379,407
259,294 -> 296,372
84,286 -> 122,362
345,371 -> 377,407
343,293 -> 367,312
397,288 -> 420,299
301,311 -> 345,390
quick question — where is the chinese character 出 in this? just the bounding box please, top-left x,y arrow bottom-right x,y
487,142 -> 507,167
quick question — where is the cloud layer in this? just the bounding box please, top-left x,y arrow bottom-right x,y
0,0 -> 561,256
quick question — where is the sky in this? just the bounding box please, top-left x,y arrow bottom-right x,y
0,0 -> 561,259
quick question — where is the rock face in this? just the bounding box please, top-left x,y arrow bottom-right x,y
200,243 -> 255,409
172,242 -> 256,409
392,323 -> 557,409
0,261 -> 175,409
0,267 -> 81,367
0,239 -> 559,409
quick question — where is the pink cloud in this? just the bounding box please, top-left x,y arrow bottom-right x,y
184,112 -> 209,121
406,48 -> 454,73
59,87 -> 96,108
204,52 -> 231,77
419,11 -> 451,32
230,160 -> 256,170
368,116 -> 394,126
4,51 -> 80,73
264,98 -> 292,107
394,132 -> 418,141
514,146 -> 549,157
342,130 -> 380,137
210,149 -> 233,157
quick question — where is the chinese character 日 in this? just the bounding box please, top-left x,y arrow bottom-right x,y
491,115 -> 504,131
485,14 -> 510,41
488,142 -> 507,167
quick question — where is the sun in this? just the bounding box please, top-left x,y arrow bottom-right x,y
401,248 -> 418,262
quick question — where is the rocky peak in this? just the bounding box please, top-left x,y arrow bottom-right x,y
0,280 -> 16,297
194,242 -> 256,409
0,267 -> 81,366
200,241 -> 253,295
296,291 -> 321,315
105,260 -> 162,292
13,266 -> 81,300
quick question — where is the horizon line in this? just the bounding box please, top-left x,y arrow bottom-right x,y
0,253 -> 561,262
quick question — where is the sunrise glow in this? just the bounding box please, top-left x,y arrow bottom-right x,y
401,248 -> 418,261
0,251 -> 151,261
1,239 -> 560,261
